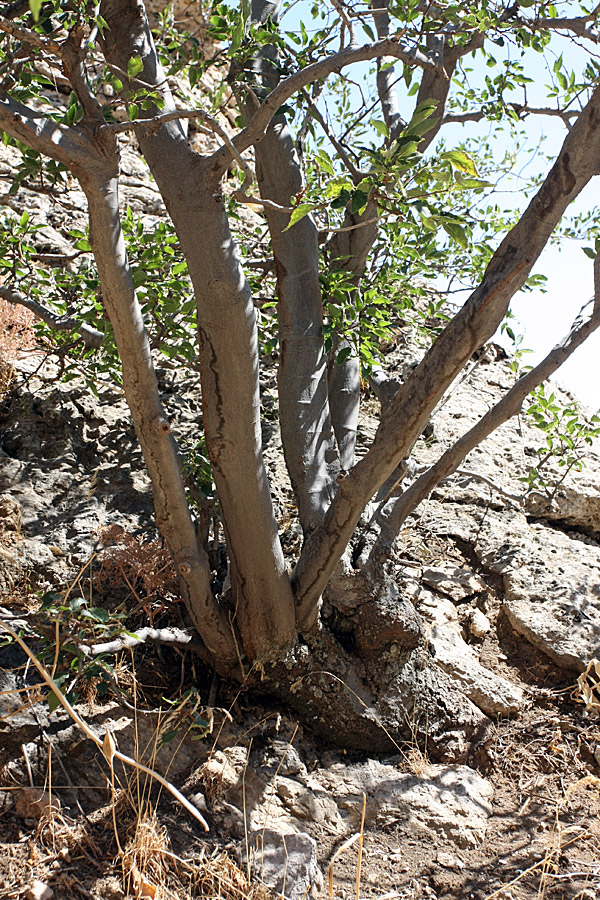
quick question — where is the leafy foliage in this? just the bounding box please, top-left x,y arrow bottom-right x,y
522,383 -> 600,498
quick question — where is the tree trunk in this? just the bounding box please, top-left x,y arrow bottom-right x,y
242,0 -> 340,535
82,165 -> 238,663
258,124 -> 340,534
100,0 -> 296,660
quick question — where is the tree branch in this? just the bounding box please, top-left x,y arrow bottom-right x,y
226,37 -> 438,163
532,13 -> 600,42
0,93 -> 98,169
292,79 -> 600,629
300,87 -> 361,179
442,105 -> 580,127
0,284 -> 104,348
61,24 -> 104,121
372,301 -> 600,555
0,14 -> 61,54
87,626 -> 195,657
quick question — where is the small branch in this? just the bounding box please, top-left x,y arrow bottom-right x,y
0,284 -> 104,348
300,87 -> 361,179
319,215 -> 379,235
534,14 -> 600,42
87,626 -> 195,657
31,250 -> 89,266
373,301 -> 600,554
104,106 -> 228,137
101,59 -> 169,93
244,257 -> 275,271
61,24 -> 103,121
442,105 -> 580,127
0,14 -> 62,54
0,620 -> 210,831
451,468 -> 524,505
332,0 -> 357,48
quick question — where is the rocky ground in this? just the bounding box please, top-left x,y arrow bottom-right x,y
1,339 -> 600,900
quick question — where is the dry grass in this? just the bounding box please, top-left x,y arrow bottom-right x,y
96,525 -> 179,623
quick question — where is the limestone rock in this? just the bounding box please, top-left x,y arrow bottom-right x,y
244,829 -> 323,900
422,565 -> 487,601
428,624 -> 524,716
469,608 -> 491,638
318,759 -> 493,849
415,583 -> 522,716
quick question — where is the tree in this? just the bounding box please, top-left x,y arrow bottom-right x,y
1,0 -> 600,756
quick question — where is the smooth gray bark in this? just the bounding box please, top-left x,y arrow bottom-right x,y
244,0 -> 340,535
256,120 -> 340,532
100,0 -> 296,659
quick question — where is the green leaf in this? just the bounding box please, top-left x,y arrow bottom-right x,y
230,19 -> 245,52
395,140 -> 418,159
127,55 -> 144,78
19,211 -> 29,228
405,116 -> 439,139
441,150 -> 479,176
284,202 -> 318,231
316,150 -> 334,175
405,100 -> 438,131
453,172 -> 493,190
323,176 -> 353,199
28,0 -> 42,21
128,103 -> 139,121
370,119 -> 389,139
47,690 -> 62,714
442,221 -> 468,248
336,346 -> 351,365
172,261 -> 187,275
582,246 -> 596,260
351,189 -> 369,214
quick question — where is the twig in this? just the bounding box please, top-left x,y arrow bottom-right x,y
0,15 -> 61,54
300,88 -> 361,178
451,468 -> 524,505
0,621 -> 210,831
332,0 -> 357,48
0,284 -> 103,349
87,626 -> 195,657
319,215 -> 379,234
